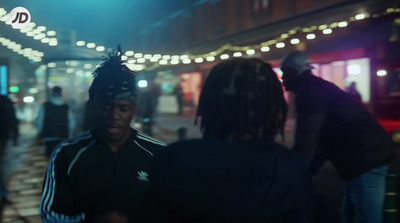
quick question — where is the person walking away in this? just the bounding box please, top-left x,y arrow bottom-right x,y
148,58 -> 340,223
36,86 -> 75,157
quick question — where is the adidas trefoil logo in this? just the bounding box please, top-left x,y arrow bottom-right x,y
137,170 -> 149,181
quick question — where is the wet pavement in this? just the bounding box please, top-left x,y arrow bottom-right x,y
1,114 -> 398,222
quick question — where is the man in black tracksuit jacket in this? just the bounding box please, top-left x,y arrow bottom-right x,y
40,50 -> 165,223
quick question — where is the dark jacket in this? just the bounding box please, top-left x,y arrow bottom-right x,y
149,139 -> 339,223
294,75 -> 396,181
0,95 -> 18,140
40,129 -> 166,223
42,102 -> 69,138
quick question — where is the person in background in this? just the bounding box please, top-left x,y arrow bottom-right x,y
346,81 -> 365,108
136,80 -> 159,136
0,95 -> 18,199
280,50 -> 396,223
36,86 -> 75,157
174,82 -> 183,116
148,58 -> 339,223
40,48 -> 166,223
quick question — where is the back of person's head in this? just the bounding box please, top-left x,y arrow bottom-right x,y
51,86 -> 62,97
88,47 -> 137,105
196,58 -> 288,140
281,51 -> 314,75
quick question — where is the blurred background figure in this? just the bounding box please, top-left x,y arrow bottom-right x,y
346,81 -> 364,106
36,86 -> 75,157
0,95 -> 18,208
136,80 -> 159,136
174,82 -> 183,116
281,50 -> 396,223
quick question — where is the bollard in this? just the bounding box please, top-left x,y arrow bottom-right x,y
384,170 -> 400,223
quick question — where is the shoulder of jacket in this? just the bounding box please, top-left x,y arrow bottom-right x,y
133,131 -> 167,155
54,131 -> 94,155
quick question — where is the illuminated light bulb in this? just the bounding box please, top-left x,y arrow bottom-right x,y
281,33 -> 289,39
121,55 -> 128,61
33,34 -> 42,40
322,29 -> 332,34
138,80 -> 148,88
329,22 -> 338,28
87,43 -> 96,48
66,68 -> 75,73
41,38 -> 50,43
37,26 -> 46,31
171,59 -> 180,65
306,34 -> 316,39
49,41 -> 58,46
182,59 -> 191,64
233,52 -> 242,57
246,49 -> 255,55
28,22 -> 36,28
171,55 -> 180,60
23,96 -> 34,103
134,53 -> 143,58
376,70 -> 387,77
318,24 -> 328,30
84,64 -> 92,69
47,31 -> 56,36
338,21 -> 348,27
36,52 -> 44,57
355,13 -> 366,20
159,60 -> 168,65
29,88 -> 39,94
33,58 -> 42,63
162,55 -> 171,60
125,51 -> 134,56
194,58 -> 204,63
150,57 -> 159,62
137,58 -> 146,63
206,56 -> 215,62
144,54 -> 152,59
290,38 -> 300,44
276,42 -> 285,48
128,59 -> 136,64
220,54 -> 229,60
180,55 -> 189,60
47,62 -> 56,67
76,41 -> 85,46
134,65 -> 145,71
96,46 -> 105,52
261,46 -> 270,52
20,27 -> 32,33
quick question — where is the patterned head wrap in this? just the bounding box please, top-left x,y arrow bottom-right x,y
89,45 -> 137,103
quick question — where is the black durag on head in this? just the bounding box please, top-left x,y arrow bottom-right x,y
88,45 -> 137,104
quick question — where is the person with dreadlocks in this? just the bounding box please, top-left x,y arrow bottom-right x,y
147,58 -> 339,223
40,48 -> 166,223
